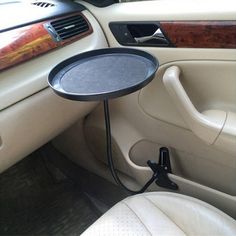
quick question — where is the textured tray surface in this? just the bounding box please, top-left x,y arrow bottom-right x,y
49,48 -> 158,101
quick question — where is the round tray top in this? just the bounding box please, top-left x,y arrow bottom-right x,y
48,48 -> 158,101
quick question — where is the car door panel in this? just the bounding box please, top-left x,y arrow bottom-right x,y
54,0 -> 236,217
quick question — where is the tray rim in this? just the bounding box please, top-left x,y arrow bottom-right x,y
48,47 -> 159,101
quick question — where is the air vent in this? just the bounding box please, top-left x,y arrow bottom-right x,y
32,1 -> 55,8
49,14 -> 89,41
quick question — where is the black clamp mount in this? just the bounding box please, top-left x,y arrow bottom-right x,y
140,147 -> 178,193
147,147 -> 178,190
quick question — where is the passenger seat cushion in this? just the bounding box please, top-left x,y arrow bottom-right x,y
81,192 -> 236,236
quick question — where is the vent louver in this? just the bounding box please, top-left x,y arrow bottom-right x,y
32,1 -> 55,8
50,15 -> 89,41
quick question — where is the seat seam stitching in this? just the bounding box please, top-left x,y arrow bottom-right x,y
122,201 -> 152,236
143,196 -> 188,236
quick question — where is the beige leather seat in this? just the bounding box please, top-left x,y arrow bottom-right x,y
82,192 -> 236,236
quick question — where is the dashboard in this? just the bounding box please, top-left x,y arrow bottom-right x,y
0,0 -> 108,172
0,1 -> 92,71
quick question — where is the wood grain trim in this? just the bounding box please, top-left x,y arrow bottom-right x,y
0,13 -> 93,71
160,21 -> 236,48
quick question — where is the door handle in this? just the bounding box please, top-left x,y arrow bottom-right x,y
134,28 -> 168,44
162,66 -> 226,145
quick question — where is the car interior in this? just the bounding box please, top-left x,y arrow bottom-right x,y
0,0 -> 236,235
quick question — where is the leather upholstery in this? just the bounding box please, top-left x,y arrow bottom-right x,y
82,192 -> 236,235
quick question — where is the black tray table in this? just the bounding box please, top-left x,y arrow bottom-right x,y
48,48 -> 158,193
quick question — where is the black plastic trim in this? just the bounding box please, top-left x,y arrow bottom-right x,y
109,21 -> 174,47
82,0 -> 118,7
